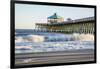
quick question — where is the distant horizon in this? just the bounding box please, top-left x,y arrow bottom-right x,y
15,4 -> 94,29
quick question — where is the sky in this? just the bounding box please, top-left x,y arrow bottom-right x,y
15,3 -> 94,29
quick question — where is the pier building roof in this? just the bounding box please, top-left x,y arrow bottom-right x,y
47,13 -> 63,19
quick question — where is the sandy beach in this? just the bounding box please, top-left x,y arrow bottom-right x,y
15,49 -> 94,66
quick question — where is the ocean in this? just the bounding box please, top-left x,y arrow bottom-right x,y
15,29 -> 94,53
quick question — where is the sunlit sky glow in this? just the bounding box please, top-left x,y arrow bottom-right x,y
15,4 -> 94,29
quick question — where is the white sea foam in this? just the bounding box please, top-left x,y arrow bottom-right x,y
15,41 -> 94,53
15,35 -> 45,42
73,33 -> 94,41
27,35 -> 45,42
15,37 -> 23,42
15,32 -> 94,53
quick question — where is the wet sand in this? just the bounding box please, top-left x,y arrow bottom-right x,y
15,49 -> 94,66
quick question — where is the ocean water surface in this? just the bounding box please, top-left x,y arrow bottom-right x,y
15,29 -> 94,53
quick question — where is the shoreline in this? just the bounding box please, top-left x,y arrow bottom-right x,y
15,49 -> 94,66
